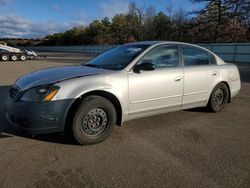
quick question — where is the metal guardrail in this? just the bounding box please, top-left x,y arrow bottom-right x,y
30,45 -> 117,54
29,43 -> 250,63
199,43 -> 250,63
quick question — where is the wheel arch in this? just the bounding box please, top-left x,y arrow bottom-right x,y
209,81 -> 231,104
221,81 -> 231,103
65,90 -> 123,132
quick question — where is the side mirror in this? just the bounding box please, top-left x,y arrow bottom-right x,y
134,62 -> 155,73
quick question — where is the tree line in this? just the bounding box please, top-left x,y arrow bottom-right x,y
42,0 -> 250,46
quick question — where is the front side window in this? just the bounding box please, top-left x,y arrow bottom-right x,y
182,47 -> 212,66
138,46 -> 179,69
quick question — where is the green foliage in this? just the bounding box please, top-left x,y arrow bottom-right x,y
151,12 -> 171,40
42,1 -> 250,46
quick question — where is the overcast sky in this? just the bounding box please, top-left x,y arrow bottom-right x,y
0,0 -> 203,38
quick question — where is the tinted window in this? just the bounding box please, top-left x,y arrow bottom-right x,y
139,46 -> 179,69
86,44 -> 150,70
182,47 -> 211,66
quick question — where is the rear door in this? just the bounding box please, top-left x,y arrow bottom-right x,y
180,45 -> 219,109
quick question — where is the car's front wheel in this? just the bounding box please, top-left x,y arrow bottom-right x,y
207,83 -> 229,112
72,95 -> 116,145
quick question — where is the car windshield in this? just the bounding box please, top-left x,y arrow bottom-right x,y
85,44 -> 150,70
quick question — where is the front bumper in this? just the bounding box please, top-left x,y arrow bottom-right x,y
6,98 -> 74,134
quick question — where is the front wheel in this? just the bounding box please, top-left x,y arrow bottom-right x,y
72,96 -> 116,145
207,83 -> 229,112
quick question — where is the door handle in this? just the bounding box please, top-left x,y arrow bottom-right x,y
175,76 -> 183,81
212,71 -> 217,76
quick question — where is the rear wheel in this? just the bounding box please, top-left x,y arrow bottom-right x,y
1,54 -> 9,61
20,55 -> 27,61
11,55 -> 18,61
72,96 -> 116,145
207,83 -> 229,112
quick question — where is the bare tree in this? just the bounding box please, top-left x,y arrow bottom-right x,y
173,8 -> 190,41
166,0 -> 174,21
191,0 -> 250,42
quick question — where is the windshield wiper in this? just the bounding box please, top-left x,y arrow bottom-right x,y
84,64 -> 103,69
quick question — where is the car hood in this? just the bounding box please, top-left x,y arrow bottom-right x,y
16,65 -> 112,91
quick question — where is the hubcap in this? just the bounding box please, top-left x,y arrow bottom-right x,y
81,108 -> 108,136
213,88 -> 224,106
2,56 -> 7,61
21,56 -> 26,60
12,56 -> 17,61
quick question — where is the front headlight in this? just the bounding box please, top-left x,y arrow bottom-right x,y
20,85 -> 60,102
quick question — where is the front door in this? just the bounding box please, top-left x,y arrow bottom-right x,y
128,45 -> 184,117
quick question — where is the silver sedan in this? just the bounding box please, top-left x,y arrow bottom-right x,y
6,41 -> 241,145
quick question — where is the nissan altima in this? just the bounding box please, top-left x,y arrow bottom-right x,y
6,41 -> 241,145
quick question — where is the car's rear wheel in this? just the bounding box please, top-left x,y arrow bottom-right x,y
72,95 -> 116,145
207,83 -> 229,112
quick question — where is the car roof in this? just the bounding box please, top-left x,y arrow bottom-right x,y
126,41 -> 216,54
125,41 -> 163,46
126,41 -> 202,46
123,41 -> 225,66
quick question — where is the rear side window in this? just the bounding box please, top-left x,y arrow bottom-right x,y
182,47 -> 213,66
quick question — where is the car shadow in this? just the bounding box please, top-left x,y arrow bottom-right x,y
184,107 -> 211,113
0,85 -> 78,145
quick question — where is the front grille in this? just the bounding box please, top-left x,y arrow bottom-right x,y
9,85 -> 21,100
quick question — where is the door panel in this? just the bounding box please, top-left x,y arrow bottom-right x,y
180,46 -> 219,109
182,66 -> 218,108
128,68 -> 183,115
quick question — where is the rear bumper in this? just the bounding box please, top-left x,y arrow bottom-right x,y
6,98 -> 74,134
229,78 -> 241,99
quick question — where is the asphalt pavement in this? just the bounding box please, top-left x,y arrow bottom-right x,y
0,52 -> 249,188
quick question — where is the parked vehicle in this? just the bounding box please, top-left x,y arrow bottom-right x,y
0,44 -> 37,61
6,41 -> 241,145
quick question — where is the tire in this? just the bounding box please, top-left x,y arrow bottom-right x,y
72,95 -> 116,145
20,55 -> 27,61
1,54 -> 9,61
11,55 -> 18,61
207,83 -> 229,112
